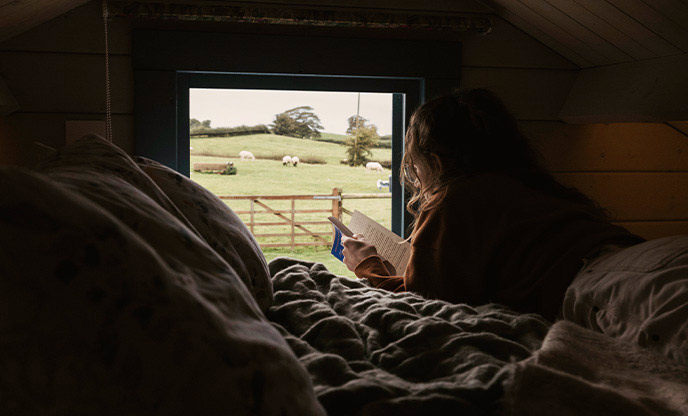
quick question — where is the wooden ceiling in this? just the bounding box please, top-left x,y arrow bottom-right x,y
0,0 -> 91,43
2,0 -> 688,70
479,0 -> 688,68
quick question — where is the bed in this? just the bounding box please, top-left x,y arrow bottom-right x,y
1,136 -> 687,415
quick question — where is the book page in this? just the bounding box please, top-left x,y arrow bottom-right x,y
348,210 -> 411,275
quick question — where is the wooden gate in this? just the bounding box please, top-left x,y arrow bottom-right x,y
219,188 -> 391,249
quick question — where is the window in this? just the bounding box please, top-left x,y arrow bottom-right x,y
186,82 -> 409,275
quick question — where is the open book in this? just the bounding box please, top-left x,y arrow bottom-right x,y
329,210 -> 411,275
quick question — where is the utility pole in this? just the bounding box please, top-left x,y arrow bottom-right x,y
354,92 -> 361,166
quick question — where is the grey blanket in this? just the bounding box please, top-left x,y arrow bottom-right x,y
267,258 -> 551,415
508,321 -> 688,416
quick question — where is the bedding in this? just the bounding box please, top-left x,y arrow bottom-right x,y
38,136 -> 271,311
134,156 -> 273,311
266,257 -> 551,415
508,320 -> 688,416
3,136 -> 688,415
267,257 -> 688,415
0,166 -> 322,414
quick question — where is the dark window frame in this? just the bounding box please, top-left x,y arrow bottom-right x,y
133,30 -> 461,237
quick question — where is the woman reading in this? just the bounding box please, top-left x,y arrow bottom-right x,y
342,89 -> 688,363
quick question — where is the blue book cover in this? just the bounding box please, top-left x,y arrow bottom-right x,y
331,227 -> 345,261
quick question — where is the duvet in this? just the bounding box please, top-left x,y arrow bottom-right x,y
267,257 -> 688,416
267,257 -> 550,415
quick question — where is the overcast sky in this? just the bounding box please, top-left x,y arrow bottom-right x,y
190,88 -> 394,136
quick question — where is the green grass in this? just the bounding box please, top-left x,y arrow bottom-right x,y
190,133 -> 390,165
190,134 -> 394,278
316,132 -> 349,143
262,246 -> 352,277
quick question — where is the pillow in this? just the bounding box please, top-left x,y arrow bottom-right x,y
37,135 -> 190,227
0,166 -> 324,415
135,156 -> 273,311
38,135 -> 270,310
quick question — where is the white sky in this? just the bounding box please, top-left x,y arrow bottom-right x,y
190,89 -> 393,136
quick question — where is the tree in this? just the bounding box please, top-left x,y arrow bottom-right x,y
190,118 -> 211,133
344,124 -> 380,166
271,106 -> 324,139
346,115 -> 369,135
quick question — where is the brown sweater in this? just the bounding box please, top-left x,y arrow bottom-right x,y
354,174 -> 645,320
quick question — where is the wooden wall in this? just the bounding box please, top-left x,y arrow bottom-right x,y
0,0 -> 134,162
0,0 -> 574,161
525,122 -> 688,239
0,0 -> 687,239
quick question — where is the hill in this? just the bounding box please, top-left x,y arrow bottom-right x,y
190,133 -> 391,165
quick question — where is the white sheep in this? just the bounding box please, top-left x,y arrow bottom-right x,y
290,156 -> 299,166
282,155 -> 292,166
239,150 -> 255,161
365,161 -> 383,173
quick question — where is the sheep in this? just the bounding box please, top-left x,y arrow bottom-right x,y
239,150 -> 255,161
365,161 -> 384,173
290,156 -> 299,166
376,178 -> 391,190
282,155 -> 292,166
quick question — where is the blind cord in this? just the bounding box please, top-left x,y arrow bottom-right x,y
102,0 -> 113,143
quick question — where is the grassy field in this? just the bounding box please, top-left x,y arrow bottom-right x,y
191,133 -> 390,165
190,133 -> 394,278
316,132 -> 348,143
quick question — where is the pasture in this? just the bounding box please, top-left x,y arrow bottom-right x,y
190,134 -> 394,277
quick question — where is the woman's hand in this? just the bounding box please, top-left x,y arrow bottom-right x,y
341,234 -> 378,272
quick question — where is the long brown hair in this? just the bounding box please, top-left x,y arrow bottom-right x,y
401,88 -> 608,236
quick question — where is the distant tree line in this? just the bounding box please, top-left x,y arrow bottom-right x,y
190,119 -> 270,137
192,106 -> 386,167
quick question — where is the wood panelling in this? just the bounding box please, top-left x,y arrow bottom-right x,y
0,2 -> 574,70
477,2 -> 593,67
524,121 -> 688,172
541,0 -> 654,60
668,121 -> 688,137
649,0 -> 688,32
0,52 -> 133,113
555,172 -> 688,221
0,0 -> 578,162
0,0 -> 90,43
0,1 -> 131,54
560,53 -> 688,123
605,0 -> 688,52
518,0 -> 630,64
572,0 -> 680,57
617,221 -> 688,240
462,15 -> 576,69
461,67 -> 577,120
479,0 -> 687,67
0,113 -> 133,165
483,0 -> 605,66
0,6 -> 571,74
533,120 -> 688,238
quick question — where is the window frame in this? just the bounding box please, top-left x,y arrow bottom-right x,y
133,30 -> 461,236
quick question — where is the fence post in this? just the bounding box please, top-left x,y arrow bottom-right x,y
291,199 -> 296,251
331,188 -> 342,242
250,199 -> 255,234
332,188 -> 342,220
